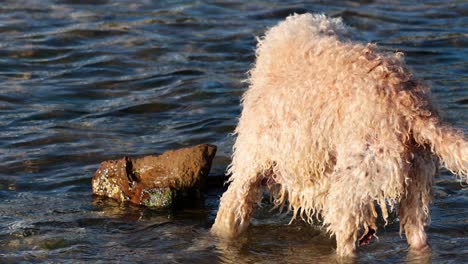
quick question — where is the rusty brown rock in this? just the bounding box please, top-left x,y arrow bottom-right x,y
92,144 -> 217,208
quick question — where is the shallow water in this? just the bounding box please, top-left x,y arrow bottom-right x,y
0,0 -> 466,263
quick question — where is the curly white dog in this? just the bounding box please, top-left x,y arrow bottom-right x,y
211,13 -> 467,257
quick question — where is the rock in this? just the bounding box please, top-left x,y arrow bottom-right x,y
92,144 -> 217,208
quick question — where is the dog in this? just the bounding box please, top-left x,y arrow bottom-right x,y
211,13 -> 468,257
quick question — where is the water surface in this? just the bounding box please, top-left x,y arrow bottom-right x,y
0,0 -> 466,263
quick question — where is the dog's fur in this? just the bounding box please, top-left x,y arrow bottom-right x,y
211,13 -> 468,257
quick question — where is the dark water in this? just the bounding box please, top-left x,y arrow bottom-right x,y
0,0 -> 466,263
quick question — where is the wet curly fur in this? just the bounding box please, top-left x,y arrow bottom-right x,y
211,13 -> 468,257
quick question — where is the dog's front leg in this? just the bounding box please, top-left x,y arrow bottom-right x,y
211,174 -> 263,239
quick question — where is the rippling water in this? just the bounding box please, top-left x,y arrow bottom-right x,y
0,0 -> 466,263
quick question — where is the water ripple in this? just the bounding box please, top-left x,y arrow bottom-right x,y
0,0 -> 466,263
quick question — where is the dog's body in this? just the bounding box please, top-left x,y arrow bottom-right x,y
211,14 -> 468,257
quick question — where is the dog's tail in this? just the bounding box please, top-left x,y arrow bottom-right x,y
412,117 -> 468,180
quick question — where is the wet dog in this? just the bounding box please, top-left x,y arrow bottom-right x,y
211,13 -> 467,257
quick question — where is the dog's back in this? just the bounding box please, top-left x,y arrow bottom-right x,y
236,13 -> 466,184
236,14 -> 427,199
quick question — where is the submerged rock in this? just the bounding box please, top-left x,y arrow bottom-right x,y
92,144 -> 217,208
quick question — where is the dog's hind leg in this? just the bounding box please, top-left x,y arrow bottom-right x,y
211,168 -> 264,238
399,149 -> 435,252
322,145 -> 381,257
322,170 -> 361,257
322,164 -> 366,256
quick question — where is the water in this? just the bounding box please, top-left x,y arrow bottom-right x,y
0,0 -> 466,263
